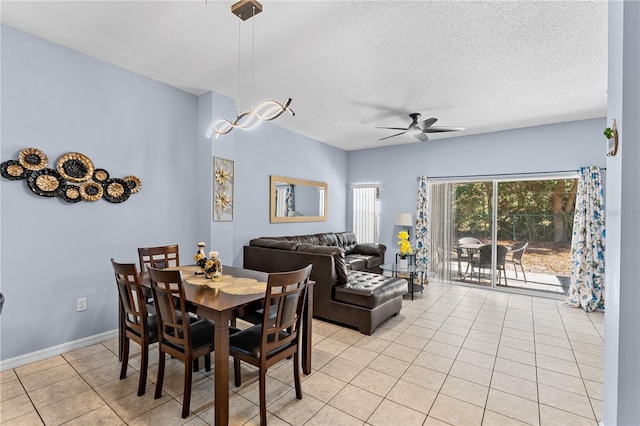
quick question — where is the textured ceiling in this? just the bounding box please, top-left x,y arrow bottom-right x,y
1,1 -> 608,151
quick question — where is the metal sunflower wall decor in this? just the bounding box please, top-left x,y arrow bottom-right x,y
213,157 -> 234,221
0,148 -> 141,204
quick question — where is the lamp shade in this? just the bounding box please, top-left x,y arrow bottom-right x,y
395,213 -> 413,227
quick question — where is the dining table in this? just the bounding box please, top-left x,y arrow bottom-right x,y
141,264 -> 314,426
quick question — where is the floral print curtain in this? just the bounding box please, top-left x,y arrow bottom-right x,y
286,184 -> 295,216
567,166 -> 605,312
415,176 -> 430,275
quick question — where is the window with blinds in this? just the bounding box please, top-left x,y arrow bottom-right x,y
352,185 -> 380,243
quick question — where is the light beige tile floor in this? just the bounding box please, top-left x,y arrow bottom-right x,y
0,282 -> 604,425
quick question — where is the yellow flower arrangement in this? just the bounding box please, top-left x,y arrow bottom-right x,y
397,230 -> 413,257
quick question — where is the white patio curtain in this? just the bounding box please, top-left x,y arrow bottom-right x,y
426,181 -> 456,283
566,166 -> 605,312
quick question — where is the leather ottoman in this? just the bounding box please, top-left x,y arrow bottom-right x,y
332,271 -> 407,334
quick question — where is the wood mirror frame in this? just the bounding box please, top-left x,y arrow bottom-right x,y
270,175 -> 328,223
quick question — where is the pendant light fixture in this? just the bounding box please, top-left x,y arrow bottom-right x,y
207,0 -> 294,139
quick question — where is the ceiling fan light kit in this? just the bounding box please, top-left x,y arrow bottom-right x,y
208,0 -> 293,139
376,113 -> 464,141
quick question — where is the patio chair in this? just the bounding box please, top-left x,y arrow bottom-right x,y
506,240 -> 528,283
470,244 -> 509,286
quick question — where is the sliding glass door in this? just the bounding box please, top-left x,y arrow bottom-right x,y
429,175 -> 576,295
430,181 -> 495,287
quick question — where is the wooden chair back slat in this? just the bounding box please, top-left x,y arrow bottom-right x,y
260,265 -> 311,360
138,245 -> 180,274
148,267 -> 191,351
111,260 -> 147,335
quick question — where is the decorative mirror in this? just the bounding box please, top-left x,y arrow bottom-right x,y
270,175 -> 327,223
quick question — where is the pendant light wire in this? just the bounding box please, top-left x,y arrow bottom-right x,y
237,15 -> 241,115
251,5 -> 256,109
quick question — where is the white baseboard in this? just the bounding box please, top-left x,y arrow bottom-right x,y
0,329 -> 119,371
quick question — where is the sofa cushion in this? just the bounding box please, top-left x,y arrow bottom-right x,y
355,243 -> 384,256
365,256 -> 382,269
334,271 -> 407,309
316,233 -> 339,247
345,255 -> 367,271
284,234 -> 320,245
337,232 -> 358,254
250,238 -> 300,251
297,244 -> 348,283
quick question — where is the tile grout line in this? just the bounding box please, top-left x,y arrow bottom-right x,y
555,300 -> 602,423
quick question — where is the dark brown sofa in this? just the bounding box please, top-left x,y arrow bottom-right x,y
243,232 -> 407,334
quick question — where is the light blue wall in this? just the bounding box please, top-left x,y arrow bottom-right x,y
347,119 -> 606,260
196,92 -> 348,267
0,26 -> 199,359
0,26 -> 348,361
603,1 -> 640,424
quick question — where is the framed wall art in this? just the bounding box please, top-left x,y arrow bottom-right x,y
213,157 -> 234,221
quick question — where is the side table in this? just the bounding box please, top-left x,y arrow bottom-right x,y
380,263 -> 425,300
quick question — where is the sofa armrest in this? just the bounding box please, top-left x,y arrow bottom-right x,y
354,243 -> 386,257
297,244 -> 348,284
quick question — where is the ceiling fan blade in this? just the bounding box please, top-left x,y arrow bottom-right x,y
413,132 -> 429,141
417,117 -> 438,130
423,126 -> 466,133
375,126 -> 409,131
379,131 -> 408,141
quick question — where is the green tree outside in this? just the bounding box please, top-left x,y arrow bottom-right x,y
454,179 -> 577,242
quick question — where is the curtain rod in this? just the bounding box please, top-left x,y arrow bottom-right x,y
421,168 -> 606,181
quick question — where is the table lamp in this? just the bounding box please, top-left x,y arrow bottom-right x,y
395,213 -> 414,238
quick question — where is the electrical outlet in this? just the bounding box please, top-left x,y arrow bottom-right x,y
77,298 -> 87,312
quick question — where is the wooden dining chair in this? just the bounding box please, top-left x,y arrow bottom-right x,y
148,266 -> 216,419
230,264 -> 313,426
137,244 -> 180,273
138,244 -> 208,372
136,245 -> 179,322
110,259 -> 158,396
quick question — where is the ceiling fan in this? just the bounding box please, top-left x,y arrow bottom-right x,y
376,113 -> 465,141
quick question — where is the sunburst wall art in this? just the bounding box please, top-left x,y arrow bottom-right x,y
1,148 -> 141,204
213,157 -> 234,221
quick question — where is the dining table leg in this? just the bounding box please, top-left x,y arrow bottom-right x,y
212,311 -> 231,426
